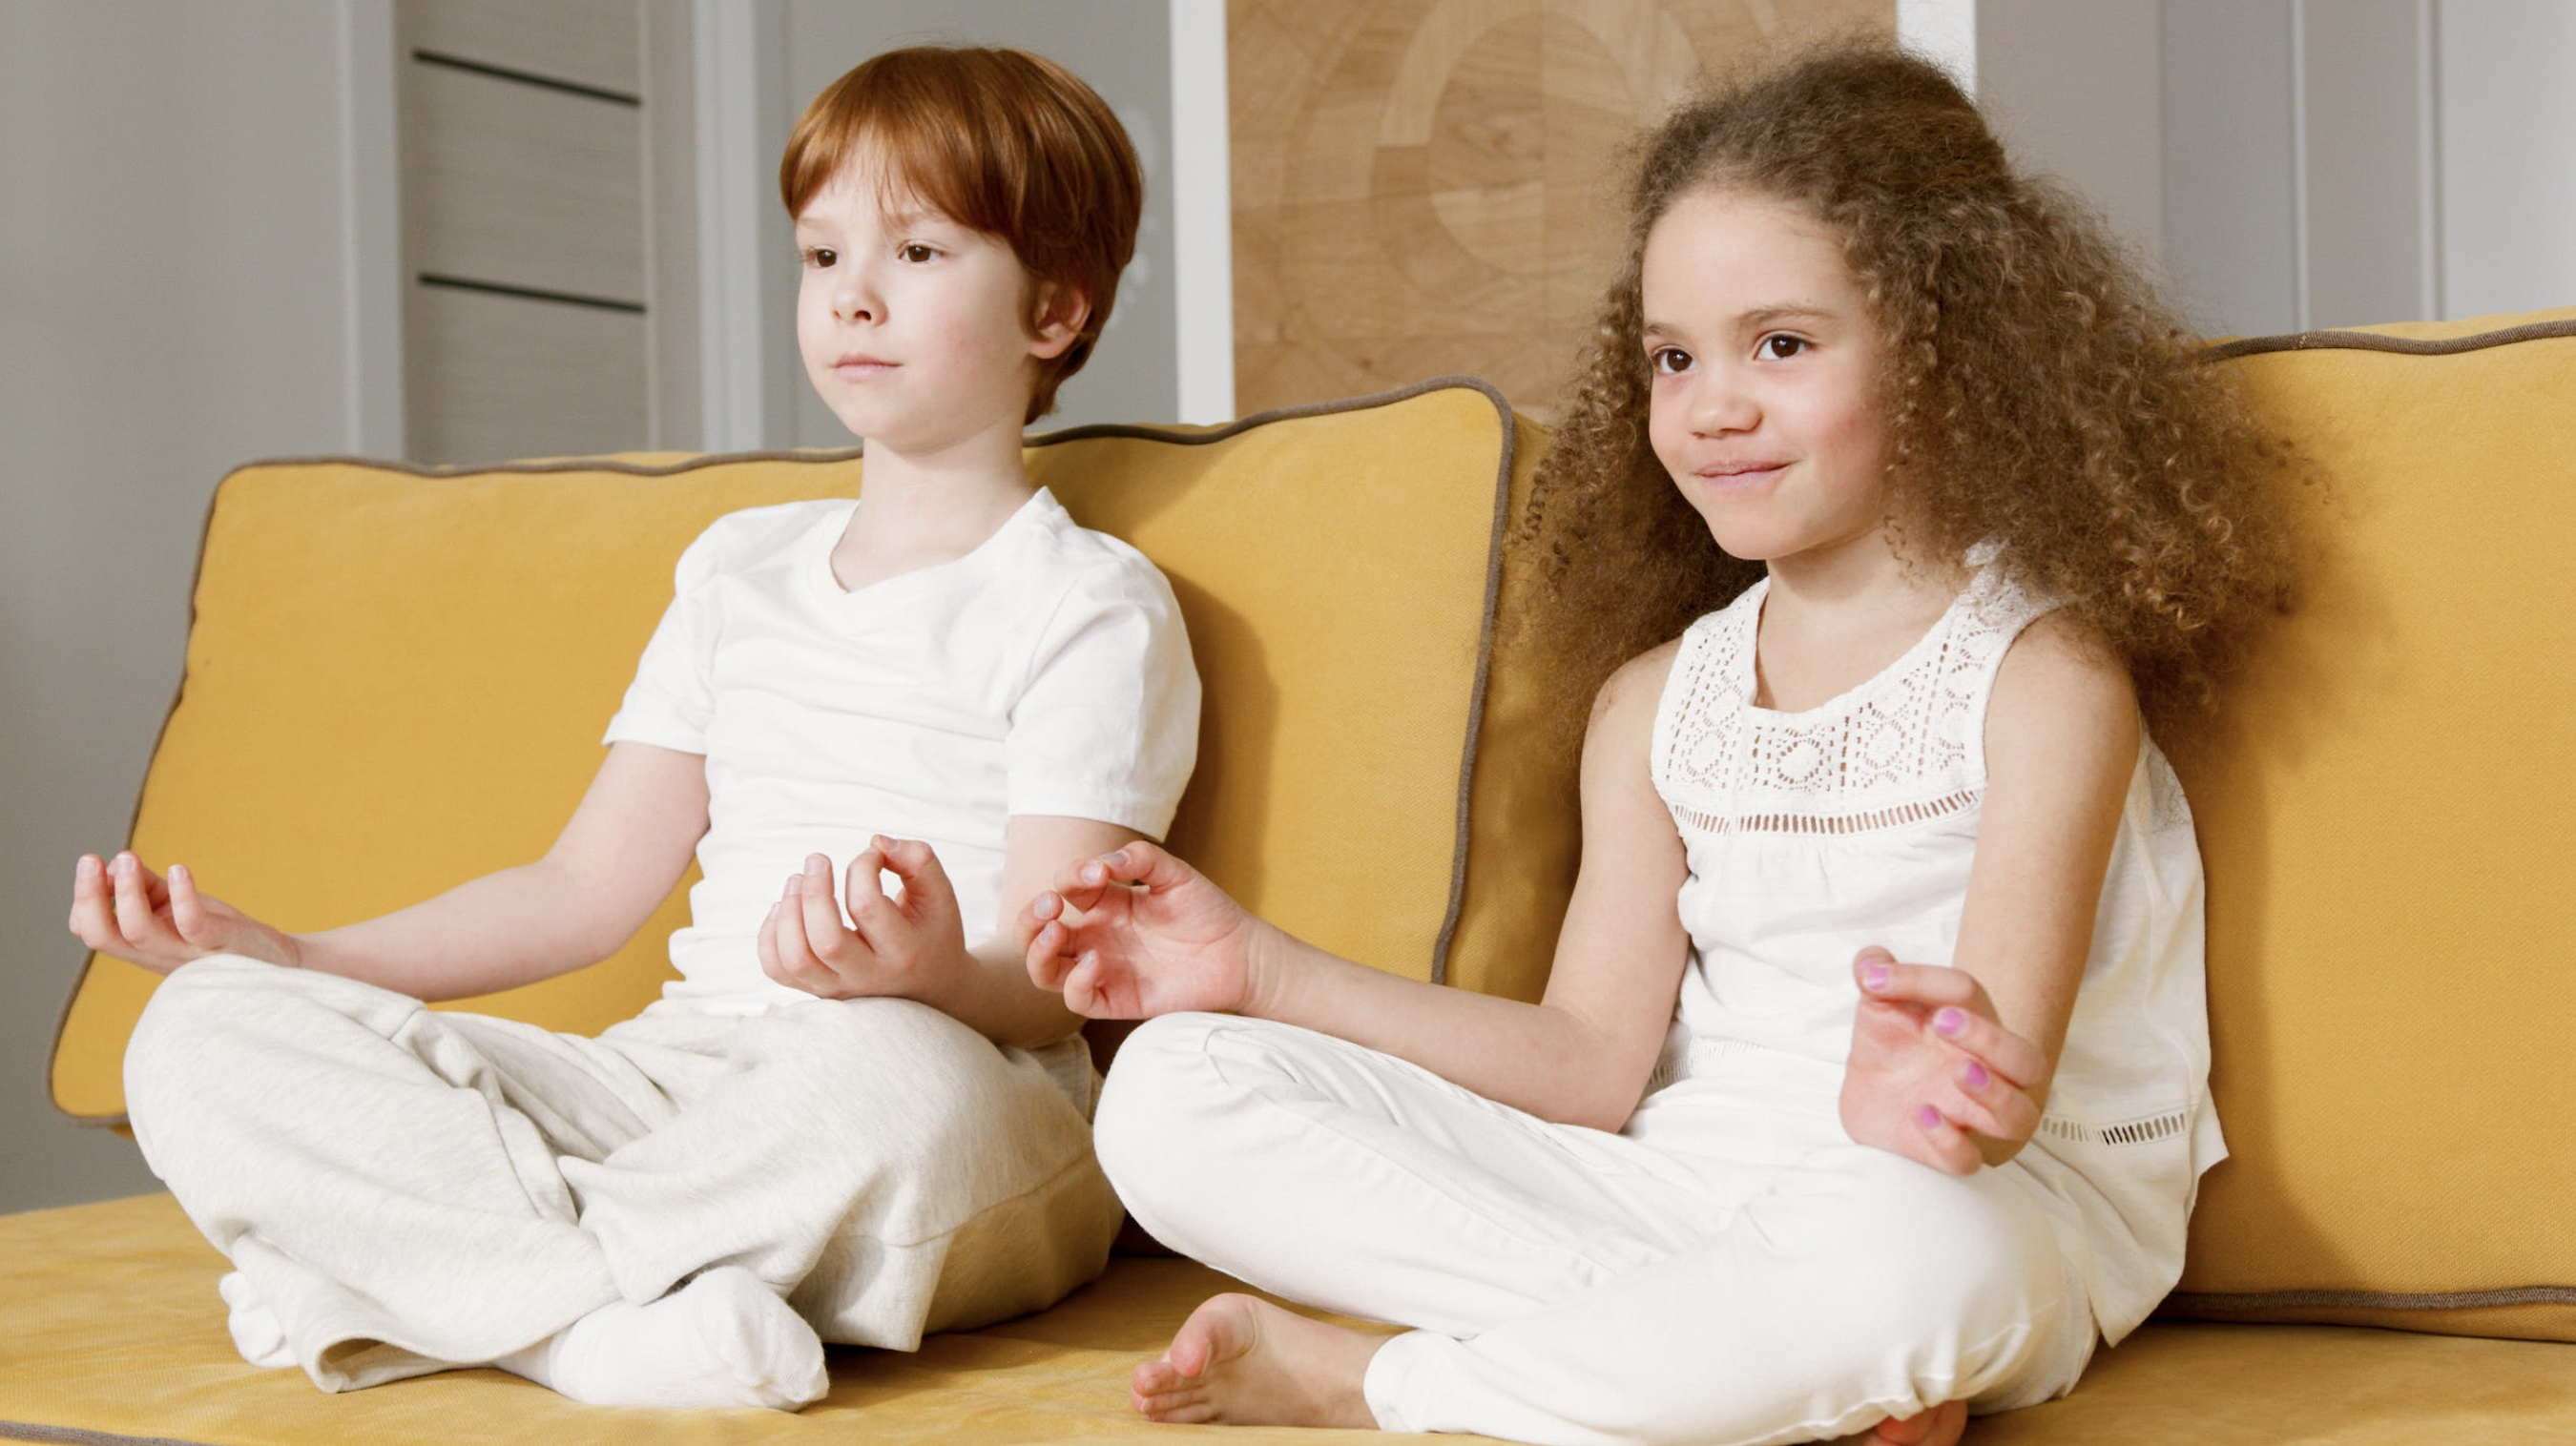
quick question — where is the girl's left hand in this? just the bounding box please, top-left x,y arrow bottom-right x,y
1840,947 -> 2048,1174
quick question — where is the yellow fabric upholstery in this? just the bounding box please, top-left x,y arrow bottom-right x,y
6,1194 -> 2571,1445
49,381 -> 1566,1122
2163,308 -> 2576,1340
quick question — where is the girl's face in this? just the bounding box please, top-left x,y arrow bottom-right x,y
1640,188 -> 1893,567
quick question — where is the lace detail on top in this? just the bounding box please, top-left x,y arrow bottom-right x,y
1655,567 -> 2052,835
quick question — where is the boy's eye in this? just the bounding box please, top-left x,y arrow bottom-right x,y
899,243 -> 938,263
1759,334 -> 1808,360
1650,345 -> 1693,375
803,247 -> 837,269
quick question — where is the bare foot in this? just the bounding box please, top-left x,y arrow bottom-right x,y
1130,1293 -> 1383,1427
1840,1398 -> 1966,1446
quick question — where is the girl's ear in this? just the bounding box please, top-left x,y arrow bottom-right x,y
1028,281 -> 1091,361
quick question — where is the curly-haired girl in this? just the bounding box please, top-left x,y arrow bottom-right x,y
1016,39 -> 2296,1446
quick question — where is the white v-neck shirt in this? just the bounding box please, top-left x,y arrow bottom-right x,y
605,488 -> 1199,1013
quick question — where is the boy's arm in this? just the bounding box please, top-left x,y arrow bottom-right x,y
73,741 -> 709,1002
760,815 -> 1129,1049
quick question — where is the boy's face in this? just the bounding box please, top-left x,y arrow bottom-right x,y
793,158 -> 1078,454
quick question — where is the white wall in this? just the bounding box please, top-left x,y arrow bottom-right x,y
0,1 -> 374,1211
1904,0 -> 2576,336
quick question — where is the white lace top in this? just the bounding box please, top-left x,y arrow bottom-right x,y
1649,564 -> 2225,1344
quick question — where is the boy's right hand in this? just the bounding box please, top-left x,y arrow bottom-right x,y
67,852 -> 301,974
1018,841 -> 1263,1019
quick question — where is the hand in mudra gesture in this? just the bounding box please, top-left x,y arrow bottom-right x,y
1019,841 -> 1270,1020
1841,947 -> 2049,1174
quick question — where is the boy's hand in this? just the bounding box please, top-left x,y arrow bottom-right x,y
758,837 -> 966,1001
1840,947 -> 2046,1174
1018,840 -> 1262,1019
67,852 -> 301,974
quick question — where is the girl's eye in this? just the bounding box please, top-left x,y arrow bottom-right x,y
899,243 -> 938,263
1759,334 -> 1808,360
1651,346 -> 1693,375
803,247 -> 836,269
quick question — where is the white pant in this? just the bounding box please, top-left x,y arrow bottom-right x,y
1094,1014 -> 2095,1446
124,957 -> 1123,1392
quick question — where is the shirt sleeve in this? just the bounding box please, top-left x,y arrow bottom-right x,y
601,526 -> 721,754
1005,554 -> 1201,837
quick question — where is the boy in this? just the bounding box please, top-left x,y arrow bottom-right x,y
71,47 -> 1196,1412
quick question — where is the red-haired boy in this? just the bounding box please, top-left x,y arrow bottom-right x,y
75,48 -> 1196,1411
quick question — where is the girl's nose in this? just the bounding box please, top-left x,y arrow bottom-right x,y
833,272 -> 880,325
1690,373 -> 1758,434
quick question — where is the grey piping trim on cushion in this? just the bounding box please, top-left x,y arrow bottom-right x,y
2204,315 -> 2576,362
0,1424 -> 220,1446
50,377 -> 1520,1126
2165,1285 -> 2576,1314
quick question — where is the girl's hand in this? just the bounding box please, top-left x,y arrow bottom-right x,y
67,852 -> 301,974
758,837 -> 966,1001
1018,841 -> 1263,1019
1840,947 -> 2047,1174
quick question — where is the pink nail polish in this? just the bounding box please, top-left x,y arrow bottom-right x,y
1935,1007 -> 1966,1036
1861,964 -> 1890,991
1915,1105 -> 1942,1129
1961,1061 -> 1990,1089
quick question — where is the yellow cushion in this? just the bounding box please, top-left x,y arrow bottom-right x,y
49,381 -> 1570,1121
2163,307 -> 2576,1340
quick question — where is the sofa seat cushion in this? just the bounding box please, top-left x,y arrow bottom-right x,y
4,1194 -> 2570,1444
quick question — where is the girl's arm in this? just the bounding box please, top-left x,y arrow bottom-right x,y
70,740 -> 710,1002
1840,612 -> 2141,1172
756,815 -> 1132,1050
1023,646 -> 1694,1132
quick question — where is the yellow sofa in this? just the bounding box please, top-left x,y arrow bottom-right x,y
13,311 -> 2576,1444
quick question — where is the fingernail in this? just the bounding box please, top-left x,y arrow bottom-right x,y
1935,1007 -> 1966,1036
1081,863 -> 1105,885
784,875 -> 803,895
1961,1061 -> 1990,1089
872,835 -> 892,851
171,864 -> 190,883
1860,963 -> 1890,991
1915,1105 -> 1942,1129
806,853 -> 829,873
76,856 -> 97,877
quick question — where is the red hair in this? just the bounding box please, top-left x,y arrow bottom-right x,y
780,47 -> 1143,422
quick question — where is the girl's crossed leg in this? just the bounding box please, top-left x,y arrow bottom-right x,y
1094,1013 -> 2091,1446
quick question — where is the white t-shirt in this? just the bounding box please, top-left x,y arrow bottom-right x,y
604,488 -> 1199,1013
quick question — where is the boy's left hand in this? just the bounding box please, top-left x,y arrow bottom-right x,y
1840,947 -> 2047,1174
758,837 -> 966,1001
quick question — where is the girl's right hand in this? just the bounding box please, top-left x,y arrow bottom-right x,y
1018,840 -> 1264,1019
67,852 -> 301,975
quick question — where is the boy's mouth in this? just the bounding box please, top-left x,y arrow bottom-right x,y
833,353 -> 898,377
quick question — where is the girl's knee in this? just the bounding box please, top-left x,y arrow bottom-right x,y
1091,1012 -> 1265,1211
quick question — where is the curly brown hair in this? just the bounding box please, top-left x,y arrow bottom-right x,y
1518,39 -> 2298,747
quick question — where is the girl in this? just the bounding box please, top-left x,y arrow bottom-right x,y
72,47 -> 1196,1413
1017,41 -> 2294,1446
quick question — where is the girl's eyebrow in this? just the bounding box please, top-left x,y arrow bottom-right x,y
1737,302 -> 1836,328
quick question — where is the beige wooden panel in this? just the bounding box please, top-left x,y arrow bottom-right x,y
398,0 -> 642,96
1230,0 -> 1893,421
402,57 -> 645,304
405,283 -> 649,465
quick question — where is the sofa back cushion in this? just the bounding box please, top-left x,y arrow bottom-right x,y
51,381 -> 1577,1122
2161,308 -> 2576,1341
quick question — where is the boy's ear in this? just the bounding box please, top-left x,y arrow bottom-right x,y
1028,281 -> 1090,361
